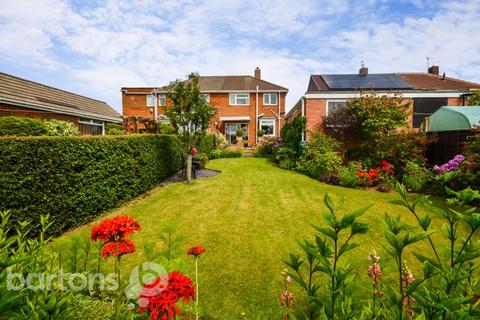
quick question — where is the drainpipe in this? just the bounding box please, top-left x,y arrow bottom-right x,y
278,90 -> 281,137
152,89 -> 158,124
255,85 -> 259,145
301,96 -> 305,141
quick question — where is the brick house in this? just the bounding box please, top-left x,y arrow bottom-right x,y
121,68 -> 288,146
285,65 -> 480,139
0,72 -> 123,135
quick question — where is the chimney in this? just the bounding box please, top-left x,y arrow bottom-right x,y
359,66 -> 368,77
428,65 -> 439,76
254,67 -> 261,79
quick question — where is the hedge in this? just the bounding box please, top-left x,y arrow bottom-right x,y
0,134 -> 183,236
0,116 -> 48,136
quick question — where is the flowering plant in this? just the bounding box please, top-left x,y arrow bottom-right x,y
139,271 -> 195,320
357,160 -> 394,186
191,147 -> 198,156
187,246 -> 205,320
434,154 -> 465,174
187,246 -> 205,257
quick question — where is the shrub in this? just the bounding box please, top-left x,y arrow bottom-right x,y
273,147 -> 297,170
194,152 -> 209,168
158,123 -> 176,134
297,133 -> 343,178
44,119 -> 80,136
236,128 -> 244,138
257,129 -> 265,137
281,116 -> 306,156
0,116 -> 48,136
254,137 -> 280,158
196,133 -> 228,155
208,149 -> 242,159
106,123 -> 125,135
402,160 -> 431,192
338,162 -> 360,187
0,134 -> 183,236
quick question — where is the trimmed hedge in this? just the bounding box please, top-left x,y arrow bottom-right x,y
208,149 -> 243,159
0,134 -> 183,236
0,116 -> 48,136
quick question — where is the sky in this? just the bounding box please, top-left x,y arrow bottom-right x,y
1,0 -> 479,113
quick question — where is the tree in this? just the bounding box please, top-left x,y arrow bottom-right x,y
280,116 -> 306,156
165,74 -> 216,182
467,90 -> 480,106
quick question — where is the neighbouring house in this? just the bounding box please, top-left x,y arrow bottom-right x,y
0,72 -> 123,135
121,67 -> 288,146
285,65 -> 480,139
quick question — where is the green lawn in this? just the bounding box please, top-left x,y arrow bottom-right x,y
56,157 -> 451,319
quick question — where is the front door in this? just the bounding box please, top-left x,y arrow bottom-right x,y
225,123 -> 249,145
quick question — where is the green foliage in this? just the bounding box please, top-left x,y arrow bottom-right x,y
338,162 -> 360,188
106,123 -> 125,135
0,116 -> 48,136
402,161 -> 432,192
257,129 -> 265,137
44,118 -> 80,136
297,132 -> 343,178
281,116 -> 306,156
273,147 -> 297,170
208,149 -> 242,159
457,131 -> 480,188
254,137 -> 279,158
196,133 -> 228,155
0,134 -> 183,236
285,195 -> 370,319
194,152 -> 209,168
166,74 -> 217,151
467,90 -> 480,106
235,128 -> 244,138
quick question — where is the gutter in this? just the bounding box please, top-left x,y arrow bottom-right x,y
301,96 -> 305,141
255,85 -> 259,145
0,97 -> 123,123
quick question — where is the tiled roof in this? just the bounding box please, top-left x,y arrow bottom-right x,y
396,73 -> 480,90
307,72 -> 480,92
123,75 -> 288,92
0,72 -> 122,122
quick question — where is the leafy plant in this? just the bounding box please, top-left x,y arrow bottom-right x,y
281,116 -> 307,156
0,116 -> 48,136
236,128 -> 244,138
285,194 -> 369,319
338,162 -> 360,188
44,118 -> 80,136
208,149 -> 242,159
402,161 -> 431,193
257,129 -> 265,137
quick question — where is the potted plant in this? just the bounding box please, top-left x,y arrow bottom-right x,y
257,129 -> 265,137
236,128 -> 244,143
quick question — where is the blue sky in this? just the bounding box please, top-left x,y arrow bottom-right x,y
1,0 -> 479,112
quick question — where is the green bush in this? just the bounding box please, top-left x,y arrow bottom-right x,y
44,119 -> 80,136
254,137 -> 279,158
0,116 -> 48,136
297,132 -> 343,178
196,133 -> 228,155
338,162 -> 360,187
194,152 -> 209,168
281,116 -> 306,156
0,134 -> 183,236
401,160 -> 431,193
105,123 -> 125,135
273,147 -> 297,170
209,149 -> 242,159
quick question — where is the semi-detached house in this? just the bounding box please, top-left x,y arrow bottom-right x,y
122,68 -> 288,146
286,65 -> 480,138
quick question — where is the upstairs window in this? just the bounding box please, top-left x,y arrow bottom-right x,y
229,93 -> 250,105
201,93 -> 210,103
326,100 -> 347,115
146,94 -> 155,107
158,94 -> 166,106
263,93 -> 278,105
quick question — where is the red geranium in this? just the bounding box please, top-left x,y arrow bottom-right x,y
139,271 -> 195,320
187,246 -> 205,257
191,147 -> 198,156
101,238 -> 136,258
91,215 -> 141,242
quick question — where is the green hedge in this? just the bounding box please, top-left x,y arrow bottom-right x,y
208,149 -> 243,159
0,134 -> 183,236
0,116 -> 48,136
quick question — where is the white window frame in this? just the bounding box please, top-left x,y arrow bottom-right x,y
259,118 -> 276,136
263,92 -> 278,105
158,94 -> 166,106
326,100 -> 347,116
78,117 -> 105,135
201,93 -> 210,103
146,94 -> 155,107
229,93 -> 250,106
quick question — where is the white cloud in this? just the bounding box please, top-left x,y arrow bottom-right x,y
0,0 -> 479,112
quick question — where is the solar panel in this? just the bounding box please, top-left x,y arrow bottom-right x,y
322,74 -> 413,90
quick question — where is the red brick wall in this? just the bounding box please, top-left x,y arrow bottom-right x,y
304,99 -> 326,139
122,91 -> 287,146
0,103 -> 79,124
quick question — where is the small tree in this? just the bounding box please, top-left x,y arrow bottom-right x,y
166,74 -> 216,182
467,90 -> 480,106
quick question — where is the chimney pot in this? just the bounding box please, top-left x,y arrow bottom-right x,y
254,67 -> 261,79
428,65 -> 439,76
359,66 -> 368,76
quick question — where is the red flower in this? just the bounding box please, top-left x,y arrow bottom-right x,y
191,147 -> 198,156
101,238 -> 136,258
187,246 -> 205,257
139,271 -> 195,320
91,215 -> 141,242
